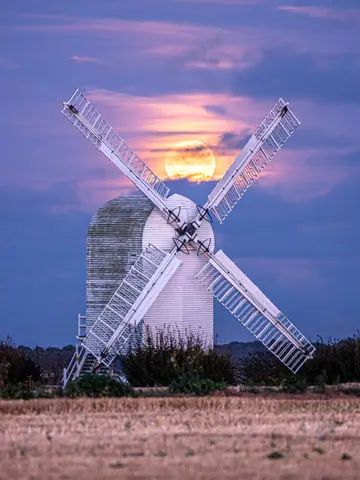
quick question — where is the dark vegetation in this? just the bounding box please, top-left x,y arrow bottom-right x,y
2,330 -> 360,399
65,373 -> 136,398
120,325 -> 237,387
240,333 -> 360,390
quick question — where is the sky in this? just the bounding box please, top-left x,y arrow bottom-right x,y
0,0 -> 359,347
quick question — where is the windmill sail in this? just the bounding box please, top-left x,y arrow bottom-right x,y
205,99 -> 300,223
82,244 -> 182,367
62,89 -> 170,214
196,250 -> 315,373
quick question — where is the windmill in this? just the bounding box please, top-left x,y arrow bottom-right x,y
61,89 -> 315,388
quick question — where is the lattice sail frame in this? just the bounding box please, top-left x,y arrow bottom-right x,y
60,90 -> 315,380
82,244 -> 181,367
62,89 -> 170,207
206,99 -> 301,223
196,251 -> 315,373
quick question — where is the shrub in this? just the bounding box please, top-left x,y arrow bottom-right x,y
280,376 -> 307,394
0,383 -> 36,400
27,345 -> 75,385
302,334 -> 360,385
65,373 -> 136,398
119,325 -> 238,387
0,337 -> 40,397
239,351 -> 290,386
240,332 -> 360,387
169,374 -> 227,396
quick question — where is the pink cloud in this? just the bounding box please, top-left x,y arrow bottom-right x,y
11,12 -> 357,63
6,88 -> 354,210
81,90 -> 359,204
258,146 -> 360,201
71,55 -> 102,64
278,6 -> 360,23
85,88 -> 263,181
4,14 -> 357,210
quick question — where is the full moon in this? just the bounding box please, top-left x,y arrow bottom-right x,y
165,140 -> 216,182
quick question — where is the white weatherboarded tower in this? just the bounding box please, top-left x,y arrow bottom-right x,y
61,90 -> 315,388
86,194 -> 214,346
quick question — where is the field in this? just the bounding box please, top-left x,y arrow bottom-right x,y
1,394 -> 360,479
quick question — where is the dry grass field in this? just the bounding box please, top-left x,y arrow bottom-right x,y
1,394 -> 360,479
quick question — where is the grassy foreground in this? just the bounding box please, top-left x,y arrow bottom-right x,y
1,396 -> 360,479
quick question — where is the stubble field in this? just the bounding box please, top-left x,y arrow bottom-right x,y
1,394 -> 360,479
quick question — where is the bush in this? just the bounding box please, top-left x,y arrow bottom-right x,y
239,351 -> 290,386
65,373 -> 136,398
119,325 -> 238,387
302,334 -> 360,385
27,345 -> 75,385
280,376 -> 307,394
0,337 -> 40,398
0,383 -> 36,400
240,332 -> 360,387
169,374 -> 227,396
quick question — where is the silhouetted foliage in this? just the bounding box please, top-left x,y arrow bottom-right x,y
3,329 -> 360,396
65,373 -> 136,398
240,332 -> 360,387
169,374 -> 227,396
20,344 -> 75,385
0,337 -> 40,397
120,325 -> 238,387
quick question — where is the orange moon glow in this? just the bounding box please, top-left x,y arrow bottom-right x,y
165,140 -> 216,182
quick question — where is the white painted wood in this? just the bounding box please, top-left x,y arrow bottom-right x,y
213,250 -> 281,318
86,193 -> 215,351
196,249 -> 316,372
62,90 -> 180,226
84,245 -> 182,366
142,194 -> 215,346
204,99 -> 301,223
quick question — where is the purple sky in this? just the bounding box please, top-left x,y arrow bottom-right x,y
1,0 -> 359,346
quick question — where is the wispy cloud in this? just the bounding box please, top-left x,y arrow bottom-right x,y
70,88 -> 360,203
259,147 -> 360,201
4,11 -> 359,209
85,88 -> 252,181
278,6 -> 360,23
71,55 -> 102,64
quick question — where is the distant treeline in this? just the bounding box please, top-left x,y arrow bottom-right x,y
1,338 -> 75,388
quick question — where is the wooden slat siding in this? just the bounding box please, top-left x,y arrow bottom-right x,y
142,194 -> 215,347
86,196 -> 154,336
86,193 -> 215,353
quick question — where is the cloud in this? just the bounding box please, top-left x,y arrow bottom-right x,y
203,105 -> 228,116
258,147 -> 360,201
232,49 -> 360,105
286,128 -> 356,150
278,6 -> 360,23
0,181 -> 81,215
71,55 -> 102,64
84,88 -> 258,181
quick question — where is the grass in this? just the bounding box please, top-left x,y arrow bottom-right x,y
1,396 -> 360,479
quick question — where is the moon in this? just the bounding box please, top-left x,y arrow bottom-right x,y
165,140 -> 216,182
